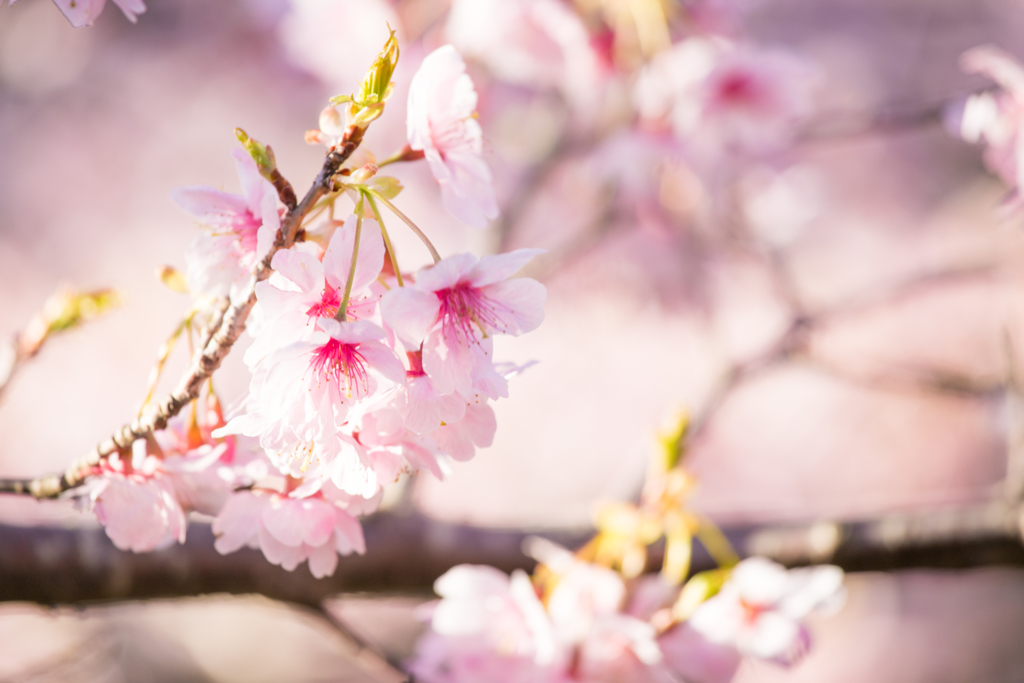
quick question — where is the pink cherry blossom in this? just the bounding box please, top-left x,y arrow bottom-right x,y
211,488 -> 365,578
410,565 -> 564,683
50,0 -> 145,28
171,149 -> 281,298
220,317 -> 405,493
245,215 -> 385,367
657,624 -> 742,683
354,406 -> 453,481
958,46 -> 1024,202
527,539 -> 666,681
430,403 -> 496,461
89,443 -> 186,553
687,557 -> 844,665
380,249 -> 546,398
407,45 -> 499,228
636,39 -> 818,157
395,372 -> 467,435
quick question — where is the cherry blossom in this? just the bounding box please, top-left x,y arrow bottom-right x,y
212,488 -> 366,578
958,46 -> 1024,203
636,39 -> 818,157
530,539 -> 667,681
220,317 -> 405,490
88,442 -> 186,553
154,397 -> 268,517
410,565 -> 563,683
46,0 -> 146,28
380,249 -> 546,398
407,45 -> 499,228
687,557 -> 845,665
171,150 -> 281,299
245,215 -> 385,367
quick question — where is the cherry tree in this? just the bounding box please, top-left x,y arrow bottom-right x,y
1,1 -> 1024,681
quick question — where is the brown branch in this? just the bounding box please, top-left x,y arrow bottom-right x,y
0,127 -> 366,500
0,512 -> 590,606
1,504 -> 1022,608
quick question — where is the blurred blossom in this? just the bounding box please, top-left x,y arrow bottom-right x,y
635,38 -> 819,159
741,164 -> 825,247
687,558 -> 845,665
410,565 -> 563,683
446,0 -> 604,113
492,96 -> 567,165
957,45 -> 1024,206
277,0 -> 401,87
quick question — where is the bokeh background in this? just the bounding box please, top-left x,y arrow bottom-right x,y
3,0 -> 1024,680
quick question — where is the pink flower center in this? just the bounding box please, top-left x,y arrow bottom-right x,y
739,598 -> 768,624
227,210 -> 261,256
437,283 -> 508,344
310,338 -> 370,399
711,70 -> 767,112
306,286 -> 341,320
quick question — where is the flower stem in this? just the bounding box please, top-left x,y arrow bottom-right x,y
695,514 -> 740,568
335,198 -> 364,322
367,189 -> 441,264
377,144 -> 426,168
363,191 -> 404,287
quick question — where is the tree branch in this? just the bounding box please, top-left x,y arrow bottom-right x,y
1,502 -> 1023,608
0,128 -> 365,500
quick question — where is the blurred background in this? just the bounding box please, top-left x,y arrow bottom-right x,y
3,0 -> 1024,680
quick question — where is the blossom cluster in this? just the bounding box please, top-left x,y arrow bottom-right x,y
411,551 -> 844,683
81,39 -> 546,578
411,417 -> 846,681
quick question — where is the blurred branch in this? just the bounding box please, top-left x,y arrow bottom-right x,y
690,261 -> 1000,441
1,505 -> 1023,608
316,604 -> 410,683
800,101 -> 948,142
0,128 -> 366,501
0,287 -> 120,408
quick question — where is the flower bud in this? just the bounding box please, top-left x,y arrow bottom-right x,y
328,28 -> 400,130
20,286 -> 121,357
350,163 -> 378,183
357,27 -> 399,107
234,128 -> 277,182
318,106 -> 344,138
156,265 -> 189,294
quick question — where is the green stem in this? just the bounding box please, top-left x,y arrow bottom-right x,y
363,191 -> 404,287
335,198 -> 364,322
367,189 -> 441,264
695,515 -> 740,569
